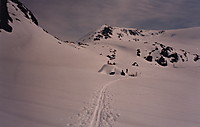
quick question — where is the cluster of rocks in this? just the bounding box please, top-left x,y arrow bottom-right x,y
139,42 -> 200,66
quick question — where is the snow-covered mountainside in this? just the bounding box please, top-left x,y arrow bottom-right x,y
1,1 -> 200,127
79,24 -> 200,70
79,24 -> 166,42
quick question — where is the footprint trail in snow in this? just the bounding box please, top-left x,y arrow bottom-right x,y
89,78 -> 130,127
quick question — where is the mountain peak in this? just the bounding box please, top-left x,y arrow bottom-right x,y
10,0 -> 38,25
79,25 -> 165,42
0,0 -> 13,32
0,0 -> 38,32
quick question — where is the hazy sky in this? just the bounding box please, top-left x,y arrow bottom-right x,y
20,0 -> 200,41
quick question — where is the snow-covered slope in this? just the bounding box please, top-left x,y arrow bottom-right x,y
77,25 -> 200,127
0,1 -> 107,127
79,24 -> 200,70
1,1 -> 200,127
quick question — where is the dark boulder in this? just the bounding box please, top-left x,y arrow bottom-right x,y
194,54 -> 199,62
145,55 -> 153,62
132,62 -> 139,66
169,53 -> 179,63
109,72 -> 115,75
137,49 -> 141,56
121,70 -> 125,76
156,56 -> 167,66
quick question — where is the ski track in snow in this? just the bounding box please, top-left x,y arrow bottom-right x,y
89,78 -> 130,127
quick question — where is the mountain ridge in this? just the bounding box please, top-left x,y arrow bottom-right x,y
79,24 -> 200,43
0,0 -> 38,32
77,24 -> 200,70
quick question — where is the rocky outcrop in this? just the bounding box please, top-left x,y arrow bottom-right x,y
0,0 -> 13,32
0,0 -> 38,32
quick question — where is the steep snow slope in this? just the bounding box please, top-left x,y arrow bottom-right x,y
1,1 -> 200,127
0,1 -> 109,127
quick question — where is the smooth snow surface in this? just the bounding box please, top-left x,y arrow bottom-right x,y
1,1 -> 200,127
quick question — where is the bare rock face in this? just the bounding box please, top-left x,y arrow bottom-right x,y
10,0 -> 38,25
94,25 -> 113,41
0,0 -> 38,32
0,0 -> 13,32
81,24 -> 166,42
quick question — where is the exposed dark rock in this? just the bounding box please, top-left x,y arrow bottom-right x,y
109,72 -> 115,75
121,70 -> 125,76
183,51 -> 187,57
107,61 -> 116,65
0,0 -> 38,32
101,26 -> 113,39
94,38 -> 101,41
160,46 -> 173,58
137,49 -> 141,56
194,54 -> 199,62
182,51 -> 189,61
145,55 -> 153,62
126,69 -> 128,73
110,49 -> 117,54
78,42 -> 89,47
129,30 -> 139,36
121,29 -> 128,35
179,55 -> 185,62
151,31 -> 165,36
156,56 -> 167,66
169,53 -> 179,63
54,36 -> 60,40
149,47 -> 159,54
129,72 -> 138,77
129,74 -> 135,77
15,18 -> 21,21
155,47 -> 159,50
159,30 -> 165,34
160,44 -> 166,48
94,34 -> 104,41
11,0 -> 38,25
159,46 -> 179,63
107,54 -> 116,60
117,33 -> 123,38
160,49 -> 168,57
133,38 -> 139,42
132,62 -> 139,66
43,28 -> 49,33
0,0 -> 13,32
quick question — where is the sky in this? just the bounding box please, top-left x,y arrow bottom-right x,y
20,0 -> 200,41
